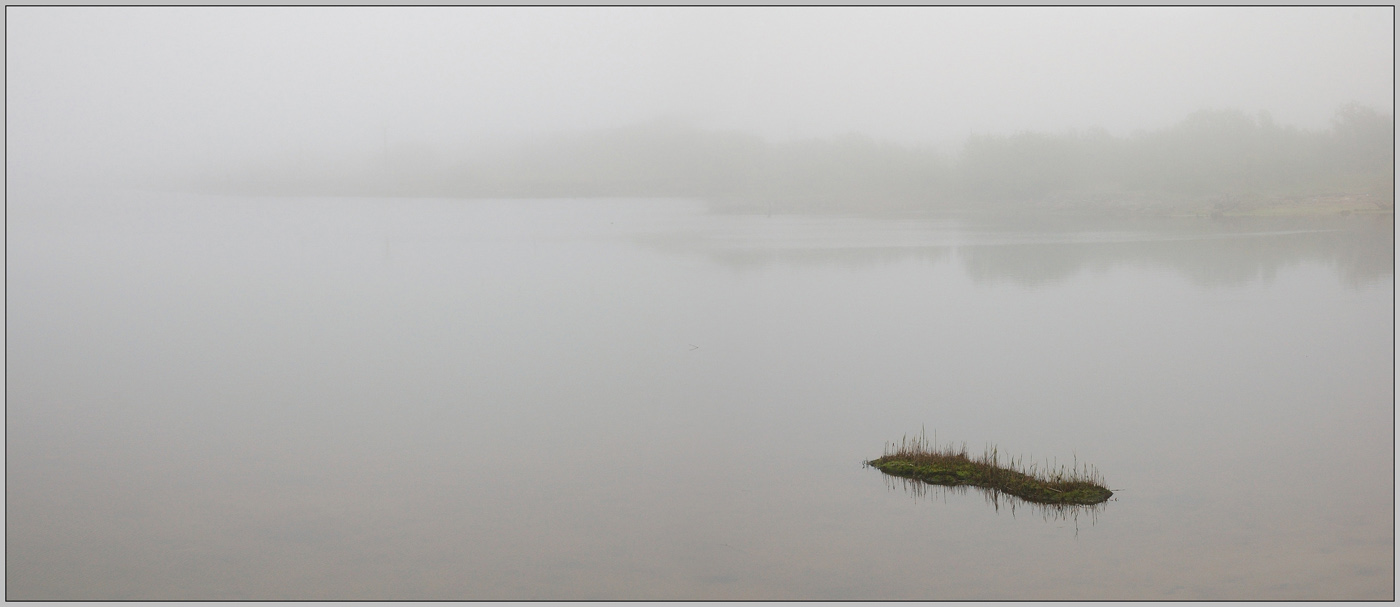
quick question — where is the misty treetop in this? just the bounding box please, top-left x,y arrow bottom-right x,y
207,104 -> 1393,214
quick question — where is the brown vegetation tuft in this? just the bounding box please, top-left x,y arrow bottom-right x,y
867,430 -> 1113,505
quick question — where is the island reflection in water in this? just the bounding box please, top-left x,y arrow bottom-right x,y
873,464 -> 1114,529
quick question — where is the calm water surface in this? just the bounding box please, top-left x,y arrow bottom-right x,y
7,189 -> 1393,599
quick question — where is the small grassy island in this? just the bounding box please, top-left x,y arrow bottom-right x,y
867,432 -> 1113,506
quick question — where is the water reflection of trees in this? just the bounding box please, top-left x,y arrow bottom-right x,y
706,245 -> 950,269
679,214 -> 1391,289
958,215 -> 1392,289
881,473 -> 1110,531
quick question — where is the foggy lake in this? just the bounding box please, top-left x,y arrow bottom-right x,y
7,187 -> 1391,600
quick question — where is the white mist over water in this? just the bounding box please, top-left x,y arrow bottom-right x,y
7,189 -> 1392,599
7,5 -> 1394,600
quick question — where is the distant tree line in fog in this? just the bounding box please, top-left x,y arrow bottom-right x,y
207,104 -> 1393,212
955,103 -> 1393,211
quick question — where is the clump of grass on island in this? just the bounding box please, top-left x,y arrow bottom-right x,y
866,431 -> 1113,505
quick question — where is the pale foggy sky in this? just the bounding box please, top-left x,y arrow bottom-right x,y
7,6 -> 1394,185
